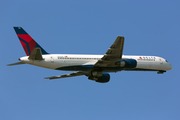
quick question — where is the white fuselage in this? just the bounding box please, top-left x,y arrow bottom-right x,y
19,54 -> 172,72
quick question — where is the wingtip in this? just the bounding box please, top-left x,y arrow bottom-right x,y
44,77 -> 54,80
117,36 -> 124,38
13,26 -> 22,28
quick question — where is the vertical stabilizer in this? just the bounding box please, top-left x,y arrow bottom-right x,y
13,27 -> 48,56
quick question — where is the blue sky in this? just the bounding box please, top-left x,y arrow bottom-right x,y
1,0 -> 179,120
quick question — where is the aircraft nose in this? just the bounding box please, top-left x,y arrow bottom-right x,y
168,63 -> 173,70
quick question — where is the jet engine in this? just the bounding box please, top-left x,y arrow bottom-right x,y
115,59 -> 137,68
88,73 -> 110,83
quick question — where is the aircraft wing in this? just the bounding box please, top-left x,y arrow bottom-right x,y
94,36 -> 124,67
44,71 -> 86,80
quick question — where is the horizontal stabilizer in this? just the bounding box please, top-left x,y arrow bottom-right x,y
7,61 -> 25,66
28,48 -> 43,60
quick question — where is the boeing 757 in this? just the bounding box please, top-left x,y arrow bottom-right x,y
7,27 -> 172,83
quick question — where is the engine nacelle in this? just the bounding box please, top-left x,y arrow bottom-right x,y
88,73 -> 110,83
115,59 -> 137,68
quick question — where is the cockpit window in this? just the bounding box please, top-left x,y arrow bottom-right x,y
166,60 -> 168,63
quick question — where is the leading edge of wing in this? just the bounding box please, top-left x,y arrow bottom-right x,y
44,71 -> 86,80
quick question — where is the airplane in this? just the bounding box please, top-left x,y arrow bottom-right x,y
7,27 -> 172,83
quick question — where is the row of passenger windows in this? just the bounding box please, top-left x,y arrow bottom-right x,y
138,59 -> 155,61
57,57 -> 100,60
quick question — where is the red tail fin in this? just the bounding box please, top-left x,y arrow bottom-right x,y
13,27 -> 48,56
